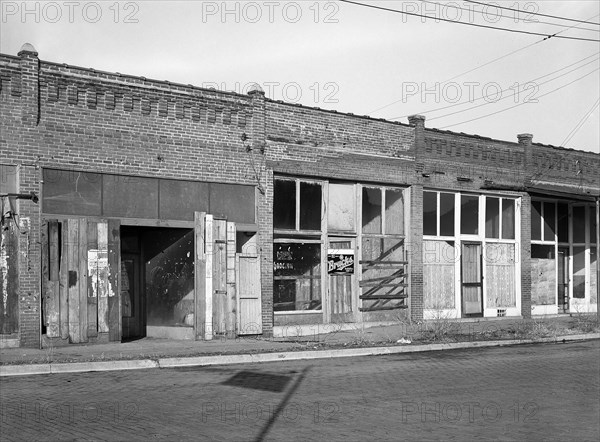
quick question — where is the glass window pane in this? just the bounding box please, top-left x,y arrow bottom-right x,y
502,199 -> 515,240
572,246 -> 585,298
461,195 -> 479,235
328,183 -> 355,231
557,203 -> 568,242
439,193 -> 455,237
299,182 -> 322,230
423,191 -> 437,236
590,206 -> 597,244
362,187 -> 382,234
385,189 -> 404,235
273,243 -> 322,311
573,206 -> 585,243
531,201 -> 542,241
274,180 -> 296,229
486,197 -> 500,239
543,202 -> 556,241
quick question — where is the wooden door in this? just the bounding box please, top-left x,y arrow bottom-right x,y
328,238 -> 356,322
121,253 -> 143,339
236,254 -> 262,335
461,242 -> 483,317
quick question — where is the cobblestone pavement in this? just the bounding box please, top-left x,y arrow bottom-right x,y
1,340 -> 598,441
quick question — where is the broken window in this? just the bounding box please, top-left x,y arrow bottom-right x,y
362,187 -> 382,234
273,242 -> 322,311
274,178 -> 322,232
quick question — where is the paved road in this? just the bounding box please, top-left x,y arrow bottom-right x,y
1,340 -> 598,441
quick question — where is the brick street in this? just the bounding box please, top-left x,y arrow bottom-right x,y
1,340 -> 598,441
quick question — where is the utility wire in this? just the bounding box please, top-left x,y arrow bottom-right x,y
561,98 -> 600,146
420,1 -> 600,32
370,12 -> 600,117
425,56 -> 600,121
438,67 -> 599,129
391,54 -> 599,121
463,0 -> 600,26
339,0 -> 600,42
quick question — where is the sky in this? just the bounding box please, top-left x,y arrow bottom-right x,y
1,0 -> 599,153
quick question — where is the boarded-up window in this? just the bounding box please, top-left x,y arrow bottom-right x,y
531,244 -> 556,305
273,243 -> 321,311
328,183 -> 355,232
43,169 -> 102,216
485,243 -> 516,308
362,187 -> 382,234
103,175 -> 159,219
423,240 -> 455,309
591,247 -> 597,304
159,179 -> 209,221
209,183 -> 255,224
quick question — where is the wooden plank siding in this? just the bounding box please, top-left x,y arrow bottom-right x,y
47,220 -> 60,337
87,221 -> 98,337
107,219 -> 121,341
194,212 -> 207,340
226,222 -> 237,337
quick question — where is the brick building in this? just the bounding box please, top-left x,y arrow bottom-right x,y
1,44 -> 598,348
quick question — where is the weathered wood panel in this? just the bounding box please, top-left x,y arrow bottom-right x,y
107,219 -> 121,341
0,221 -> 19,334
97,223 -> 109,333
78,219 -> 88,342
236,254 -> 262,335
46,220 -> 60,337
67,219 -> 81,343
226,222 -> 236,336
59,220 -> 69,339
212,219 -> 227,335
87,222 -> 99,337
204,215 -> 214,340
194,212 -> 206,340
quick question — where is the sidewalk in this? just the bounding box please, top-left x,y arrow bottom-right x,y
1,316 -> 598,376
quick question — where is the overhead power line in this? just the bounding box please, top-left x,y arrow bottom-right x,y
438,67 -> 600,129
339,0 -> 600,42
420,1 -> 600,32
463,0 -> 600,26
390,52 -> 599,121
561,98 -> 600,146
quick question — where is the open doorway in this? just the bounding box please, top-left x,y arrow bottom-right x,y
120,226 -> 195,341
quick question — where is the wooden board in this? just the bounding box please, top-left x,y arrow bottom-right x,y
204,215 -> 214,340
46,221 -> 61,337
194,212 -> 206,340
87,222 -> 98,337
59,220 -> 69,339
212,219 -> 227,335
226,222 -> 237,336
78,218 -> 88,342
67,219 -> 81,343
0,221 -> 19,334
97,223 -> 109,334
107,219 -> 121,341
41,219 -> 49,327
236,254 -> 262,335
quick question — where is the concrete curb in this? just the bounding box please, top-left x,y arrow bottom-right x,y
2,333 -> 598,377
